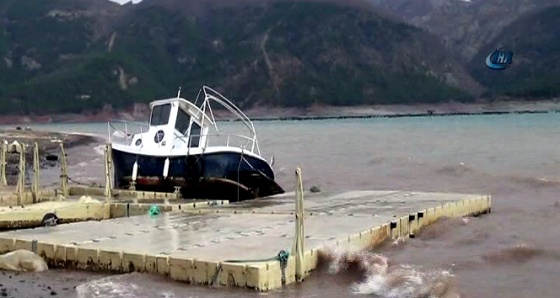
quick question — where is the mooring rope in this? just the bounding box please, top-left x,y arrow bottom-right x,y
211,249 -> 290,287
236,150 -> 243,202
67,176 -> 102,188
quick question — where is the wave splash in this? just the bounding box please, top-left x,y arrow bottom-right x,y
508,175 -> 560,188
75,273 -> 177,298
93,144 -> 106,156
321,248 -> 461,298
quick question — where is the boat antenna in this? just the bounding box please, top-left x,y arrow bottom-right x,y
177,87 -> 182,98
193,88 -> 202,106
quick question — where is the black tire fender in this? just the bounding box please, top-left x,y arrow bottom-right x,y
41,213 -> 59,227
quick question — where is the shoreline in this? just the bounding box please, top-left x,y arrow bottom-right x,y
245,108 -> 559,121
0,99 -> 559,125
242,99 -> 560,121
0,129 -> 100,150
0,129 -> 100,180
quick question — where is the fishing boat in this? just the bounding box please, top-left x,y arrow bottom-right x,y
107,86 -> 284,201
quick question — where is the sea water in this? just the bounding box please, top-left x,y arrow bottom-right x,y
3,112 -> 560,297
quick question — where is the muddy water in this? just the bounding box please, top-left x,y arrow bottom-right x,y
2,113 -> 560,297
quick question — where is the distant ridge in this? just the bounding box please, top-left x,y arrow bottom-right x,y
0,0 -> 557,116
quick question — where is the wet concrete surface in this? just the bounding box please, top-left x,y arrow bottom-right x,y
0,191 -> 482,262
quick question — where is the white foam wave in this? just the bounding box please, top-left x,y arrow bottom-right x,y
322,248 -> 460,298
76,275 -> 140,298
76,273 -> 181,298
351,265 -> 458,298
67,131 -> 104,138
76,272 -> 189,298
94,144 -> 106,156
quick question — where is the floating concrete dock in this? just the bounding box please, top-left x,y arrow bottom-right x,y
0,190 -> 491,291
0,196 -> 229,230
0,119 -> 493,291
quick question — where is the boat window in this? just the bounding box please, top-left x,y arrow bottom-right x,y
150,104 -> 171,126
175,107 -> 191,134
189,122 -> 201,147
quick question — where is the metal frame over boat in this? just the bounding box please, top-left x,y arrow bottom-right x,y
107,86 -> 284,201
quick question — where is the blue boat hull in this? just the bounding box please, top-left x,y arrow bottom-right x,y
111,149 -> 284,200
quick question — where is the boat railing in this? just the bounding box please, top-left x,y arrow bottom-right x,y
173,132 -> 260,153
107,120 -> 260,153
199,86 -> 261,154
107,120 -> 149,146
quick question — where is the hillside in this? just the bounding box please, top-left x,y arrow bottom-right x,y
0,0 -> 123,114
469,7 -> 560,99
367,0 -> 560,101
366,0 -> 559,61
0,0 -> 478,116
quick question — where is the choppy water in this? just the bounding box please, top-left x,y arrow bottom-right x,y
5,113 -> 560,297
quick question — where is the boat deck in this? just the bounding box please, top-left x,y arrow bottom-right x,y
0,190 -> 491,291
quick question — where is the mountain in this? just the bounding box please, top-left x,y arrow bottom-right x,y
469,6 -> 560,99
1,0 -> 559,117
366,0 -> 559,61
0,0 -> 479,116
367,0 -> 560,101
0,0 -> 124,114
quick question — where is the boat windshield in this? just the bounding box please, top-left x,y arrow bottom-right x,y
189,122 -> 201,147
175,107 -> 191,134
150,104 -> 171,126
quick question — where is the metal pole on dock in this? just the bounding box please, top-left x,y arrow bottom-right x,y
32,142 -> 39,203
15,142 -> 25,205
0,140 -> 7,186
104,143 -> 113,201
59,142 -> 69,198
293,167 -> 305,282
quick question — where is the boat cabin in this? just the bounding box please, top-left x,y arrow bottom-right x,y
109,86 -> 260,156
134,97 -> 214,152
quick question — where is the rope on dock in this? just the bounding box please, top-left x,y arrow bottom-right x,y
211,249 -> 291,287
278,249 -> 290,286
66,176 -> 101,188
211,168 -> 305,287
